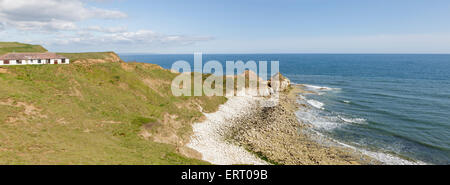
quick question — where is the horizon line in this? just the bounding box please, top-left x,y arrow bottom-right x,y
117,52 -> 450,55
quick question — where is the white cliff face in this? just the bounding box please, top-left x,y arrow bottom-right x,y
235,71 -> 291,97
269,73 -> 291,93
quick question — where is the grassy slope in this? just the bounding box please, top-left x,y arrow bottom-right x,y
57,52 -> 118,62
0,42 -> 48,55
0,48 -> 227,164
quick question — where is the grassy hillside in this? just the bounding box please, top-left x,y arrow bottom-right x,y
0,42 -> 114,62
0,42 -> 48,55
57,52 -> 122,63
0,58 -> 227,164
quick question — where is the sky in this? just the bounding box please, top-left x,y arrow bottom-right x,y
1,0 -> 450,54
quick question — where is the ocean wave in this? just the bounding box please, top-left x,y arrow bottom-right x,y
306,99 -> 325,109
295,110 -> 342,130
332,139 -> 427,165
338,115 -> 366,124
295,109 -> 425,164
295,102 -> 426,165
303,84 -> 340,91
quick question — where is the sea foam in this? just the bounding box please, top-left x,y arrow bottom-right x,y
338,115 -> 366,124
307,99 -> 325,109
303,84 -> 339,91
296,89 -> 424,165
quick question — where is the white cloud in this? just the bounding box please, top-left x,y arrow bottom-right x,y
85,25 -> 127,33
5,20 -> 77,31
0,0 -> 127,31
0,0 -> 213,52
105,30 -> 213,45
48,30 -> 213,46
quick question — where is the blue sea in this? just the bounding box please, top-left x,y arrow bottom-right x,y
120,54 -> 450,164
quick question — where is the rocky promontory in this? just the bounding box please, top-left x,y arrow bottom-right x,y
225,84 -> 377,165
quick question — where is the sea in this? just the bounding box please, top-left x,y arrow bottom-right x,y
120,54 -> 450,165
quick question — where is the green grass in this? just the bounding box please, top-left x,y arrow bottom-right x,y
0,42 -> 118,63
0,42 -> 227,164
0,42 -> 47,55
0,60 -> 227,164
57,52 -> 119,62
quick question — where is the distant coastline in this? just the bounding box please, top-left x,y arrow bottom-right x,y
122,54 -> 450,164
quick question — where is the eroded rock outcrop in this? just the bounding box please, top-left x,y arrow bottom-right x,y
269,73 -> 291,92
225,84 -> 376,165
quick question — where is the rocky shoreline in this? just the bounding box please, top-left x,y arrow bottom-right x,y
186,94 -> 269,165
187,74 -> 379,165
225,86 -> 379,165
186,72 -> 429,165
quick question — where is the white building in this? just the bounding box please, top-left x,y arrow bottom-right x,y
0,52 -> 69,65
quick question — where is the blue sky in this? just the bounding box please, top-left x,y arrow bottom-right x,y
1,0 -> 450,53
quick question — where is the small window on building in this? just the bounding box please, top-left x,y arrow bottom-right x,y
17,60 -> 22,64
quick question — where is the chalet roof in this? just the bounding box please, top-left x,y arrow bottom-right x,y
0,52 -> 67,60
